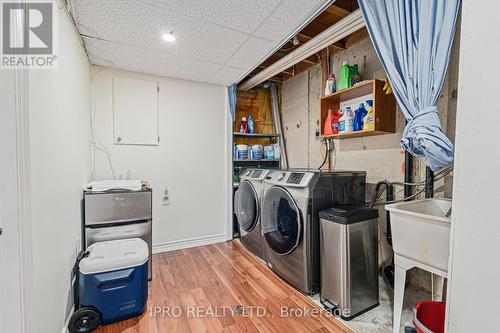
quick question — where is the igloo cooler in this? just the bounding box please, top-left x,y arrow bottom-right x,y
78,238 -> 149,325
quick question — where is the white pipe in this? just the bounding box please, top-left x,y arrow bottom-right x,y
239,9 -> 365,91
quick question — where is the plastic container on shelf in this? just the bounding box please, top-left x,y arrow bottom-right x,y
413,301 -> 446,333
363,100 -> 375,130
263,145 -> 274,159
339,106 -> 354,133
325,73 -> 336,95
240,117 -> 248,133
250,145 -> 263,160
247,114 -> 254,134
354,103 -> 368,131
323,107 -> 337,135
236,144 -> 249,159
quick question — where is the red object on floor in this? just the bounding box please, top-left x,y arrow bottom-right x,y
413,301 -> 446,333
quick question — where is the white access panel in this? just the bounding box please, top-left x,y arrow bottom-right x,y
113,76 -> 159,145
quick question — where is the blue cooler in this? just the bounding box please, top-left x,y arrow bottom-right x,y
79,238 -> 149,325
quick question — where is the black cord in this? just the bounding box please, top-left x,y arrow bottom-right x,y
318,140 -> 329,170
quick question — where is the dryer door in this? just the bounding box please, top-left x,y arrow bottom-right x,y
234,180 -> 259,233
262,186 -> 301,255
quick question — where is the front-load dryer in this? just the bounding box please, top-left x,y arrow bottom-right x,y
261,170 -> 366,294
234,169 -> 270,259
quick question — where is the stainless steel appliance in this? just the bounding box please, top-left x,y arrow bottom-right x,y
319,206 -> 379,319
234,169 -> 271,259
261,170 -> 366,295
83,188 -> 152,279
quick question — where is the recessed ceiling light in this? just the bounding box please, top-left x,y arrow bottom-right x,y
162,32 -> 176,42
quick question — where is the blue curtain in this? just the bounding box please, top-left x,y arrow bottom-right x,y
228,84 -> 237,122
358,0 -> 460,171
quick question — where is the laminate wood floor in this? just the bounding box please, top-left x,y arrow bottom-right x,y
95,241 -> 352,333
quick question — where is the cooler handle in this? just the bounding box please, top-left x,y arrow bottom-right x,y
96,269 -> 135,290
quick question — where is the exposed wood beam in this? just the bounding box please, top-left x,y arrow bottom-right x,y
258,65 -> 293,76
344,27 -> 370,49
325,5 -> 351,17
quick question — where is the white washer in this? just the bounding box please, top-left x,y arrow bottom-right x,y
234,169 -> 271,259
261,169 -> 366,294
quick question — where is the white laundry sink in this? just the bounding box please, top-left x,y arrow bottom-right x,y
385,198 -> 452,272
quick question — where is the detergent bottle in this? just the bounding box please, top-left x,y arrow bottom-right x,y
353,103 -> 368,131
323,107 -> 342,135
247,114 -> 255,134
344,106 -> 354,132
325,74 -> 336,95
363,100 -> 375,130
339,106 -> 354,133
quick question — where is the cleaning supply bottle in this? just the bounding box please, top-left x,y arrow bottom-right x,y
339,107 -> 354,133
247,114 -> 254,134
323,108 -> 335,136
342,106 -> 354,133
354,103 -> 368,131
240,117 -> 248,133
325,74 -> 336,95
332,109 -> 342,134
323,107 -> 342,135
338,60 -> 350,91
363,100 -> 375,130
338,108 -> 345,133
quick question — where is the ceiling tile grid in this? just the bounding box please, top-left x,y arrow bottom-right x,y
139,0 -> 282,34
84,37 -> 221,82
73,0 -> 332,86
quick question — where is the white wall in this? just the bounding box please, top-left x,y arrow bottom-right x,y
446,1 -> 500,331
91,68 -> 230,251
21,6 -> 92,333
0,62 -> 24,333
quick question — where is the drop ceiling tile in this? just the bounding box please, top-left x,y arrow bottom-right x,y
226,37 -> 275,70
208,66 -> 244,86
254,0 -> 329,41
84,37 -> 221,82
73,0 -> 247,64
140,0 -> 282,34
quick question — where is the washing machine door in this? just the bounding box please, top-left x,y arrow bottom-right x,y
262,186 -> 301,255
234,180 -> 259,233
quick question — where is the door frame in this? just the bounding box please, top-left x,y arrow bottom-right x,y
0,2 -> 34,330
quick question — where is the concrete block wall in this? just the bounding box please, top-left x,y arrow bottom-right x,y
280,36 -> 459,292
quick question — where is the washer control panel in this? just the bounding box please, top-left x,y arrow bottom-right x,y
286,173 -> 305,184
264,170 -> 314,187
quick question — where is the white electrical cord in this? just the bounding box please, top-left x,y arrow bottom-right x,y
89,66 -> 116,180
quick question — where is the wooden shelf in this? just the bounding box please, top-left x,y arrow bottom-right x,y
233,159 -> 279,163
233,132 -> 279,138
320,79 -> 396,139
322,129 -> 390,139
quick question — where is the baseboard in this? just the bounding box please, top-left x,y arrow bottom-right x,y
61,306 -> 74,333
153,233 -> 227,253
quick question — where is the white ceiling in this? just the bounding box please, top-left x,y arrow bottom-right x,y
72,0 -> 332,86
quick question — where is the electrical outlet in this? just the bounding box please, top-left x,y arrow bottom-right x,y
162,187 -> 170,206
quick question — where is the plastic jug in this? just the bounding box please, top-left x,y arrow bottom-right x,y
240,117 -> 248,133
247,114 -> 255,134
325,74 -> 336,95
363,100 -> 375,130
339,107 -> 354,133
323,107 -> 341,135
354,103 -> 368,131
